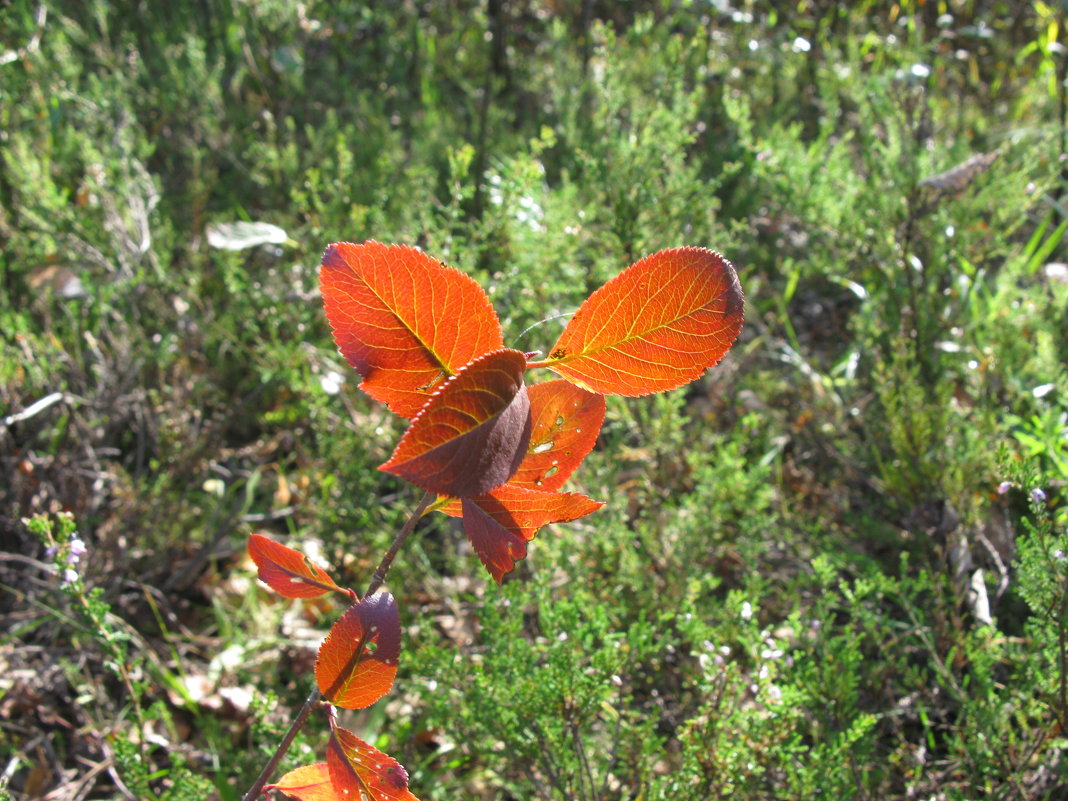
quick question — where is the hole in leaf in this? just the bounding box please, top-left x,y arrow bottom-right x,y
532,440 -> 554,454
544,466 -> 559,479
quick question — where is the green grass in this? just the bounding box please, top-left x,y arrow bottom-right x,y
2,2 -> 1067,800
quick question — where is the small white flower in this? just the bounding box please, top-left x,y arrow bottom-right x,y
62,568 -> 79,584
740,601 -> 753,620
320,370 -> 345,395
792,36 -> 811,53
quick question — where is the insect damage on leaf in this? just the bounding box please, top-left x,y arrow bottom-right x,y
327,724 -> 421,801
315,592 -> 401,709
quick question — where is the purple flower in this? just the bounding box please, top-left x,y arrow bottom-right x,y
997,481 -> 1012,495
1032,488 -> 1047,504
44,545 -> 58,559
69,538 -> 87,557
1053,549 -> 1066,562
62,568 -> 79,584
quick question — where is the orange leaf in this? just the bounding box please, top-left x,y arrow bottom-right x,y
266,763 -> 338,801
327,725 -> 420,801
315,593 -> 400,709
510,380 -> 605,491
544,247 -> 743,395
248,534 -> 351,599
440,485 -> 604,582
321,241 -> 504,418
379,349 -> 532,497
460,500 -> 528,585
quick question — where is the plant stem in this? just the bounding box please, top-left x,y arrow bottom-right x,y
240,490 -> 433,800
364,490 -> 433,598
240,685 -> 321,801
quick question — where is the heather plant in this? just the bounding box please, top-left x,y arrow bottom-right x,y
4,4 -> 1068,800
24,512 -> 213,799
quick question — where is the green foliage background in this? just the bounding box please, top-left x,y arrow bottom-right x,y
2,1 -> 1067,799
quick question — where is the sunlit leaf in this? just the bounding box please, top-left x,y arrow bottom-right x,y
510,380 -> 605,491
248,534 -> 352,599
206,221 -> 288,250
265,763 -> 337,801
440,485 -> 604,582
315,593 -> 400,710
379,349 -> 532,497
543,247 -> 743,395
327,725 -> 420,801
321,241 -> 504,417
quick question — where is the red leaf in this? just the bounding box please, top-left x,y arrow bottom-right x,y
543,247 -> 743,395
248,534 -> 350,599
459,499 -> 528,585
510,380 -> 605,491
315,593 -> 401,710
327,725 -> 420,801
321,241 -> 504,418
379,349 -> 532,497
440,485 -> 604,582
266,763 -> 338,801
